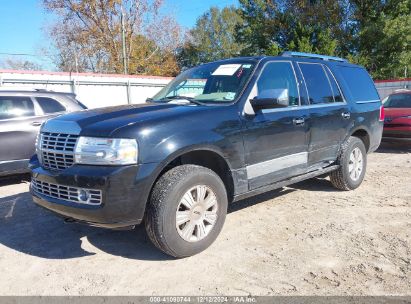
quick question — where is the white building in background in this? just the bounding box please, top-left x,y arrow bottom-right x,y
374,78 -> 411,100
0,69 -> 172,108
0,69 -> 409,108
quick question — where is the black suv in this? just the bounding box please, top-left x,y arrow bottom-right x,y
29,52 -> 383,257
0,89 -> 86,176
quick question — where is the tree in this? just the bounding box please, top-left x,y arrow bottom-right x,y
380,4 -> 411,79
286,22 -> 338,55
236,0 -> 410,79
237,0 -> 349,56
350,0 -> 411,79
0,58 -> 43,71
236,0 -> 282,55
43,0 -> 184,76
178,6 -> 245,68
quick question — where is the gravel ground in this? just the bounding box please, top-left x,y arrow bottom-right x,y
0,143 -> 410,296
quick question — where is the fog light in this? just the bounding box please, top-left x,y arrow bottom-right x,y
78,189 -> 90,202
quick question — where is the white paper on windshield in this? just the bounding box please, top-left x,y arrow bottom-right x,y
212,64 -> 241,76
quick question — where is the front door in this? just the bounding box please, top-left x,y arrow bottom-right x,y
242,61 -> 310,190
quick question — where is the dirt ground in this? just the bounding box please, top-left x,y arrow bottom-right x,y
0,143 -> 410,296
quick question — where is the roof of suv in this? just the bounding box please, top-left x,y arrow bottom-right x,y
209,52 -> 356,67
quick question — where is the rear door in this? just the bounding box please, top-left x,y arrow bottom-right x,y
0,96 -> 42,165
297,62 -> 350,166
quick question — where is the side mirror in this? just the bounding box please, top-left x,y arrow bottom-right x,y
250,98 -> 284,111
250,88 -> 289,111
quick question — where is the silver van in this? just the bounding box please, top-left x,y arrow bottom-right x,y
0,89 -> 86,176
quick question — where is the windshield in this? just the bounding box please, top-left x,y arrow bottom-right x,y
152,61 -> 256,104
383,93 -> 411,108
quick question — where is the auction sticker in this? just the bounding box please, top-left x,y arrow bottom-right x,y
212,64 -> 241,76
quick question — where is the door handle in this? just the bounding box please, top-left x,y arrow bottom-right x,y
31,121 -> 42,127
293,117 -> 305,126
341,112 -> 351,119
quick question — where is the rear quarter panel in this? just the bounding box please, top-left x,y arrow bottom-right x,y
328,63 -> 383,152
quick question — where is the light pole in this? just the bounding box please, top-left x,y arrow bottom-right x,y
120,1 -> 128,75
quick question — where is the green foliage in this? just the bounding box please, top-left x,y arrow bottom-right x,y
234,0 -> 410,79
286,23 -> 338,55
352,0 -> 411,78
46,0 -> 410,79
178,6 -> 245,68
237,0 -> 346,56
236,0 -> 282,55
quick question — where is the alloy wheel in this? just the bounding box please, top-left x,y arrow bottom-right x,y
176,185 -> 218,242
348,147 -> 363,181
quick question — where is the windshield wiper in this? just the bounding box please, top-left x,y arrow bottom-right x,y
161,95 -> 204,105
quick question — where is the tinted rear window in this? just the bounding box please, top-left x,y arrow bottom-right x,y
339,66 -> 380,102
36,97 -> 66,113
0,96 -> 35,120
384,93 -> 411,108
324,66 -> 344,102
299,63 -> 334,104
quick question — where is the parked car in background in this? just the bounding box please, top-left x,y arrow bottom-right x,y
29,52 -> 383,257
0,89 -> 86,176
382,90 -> 411,142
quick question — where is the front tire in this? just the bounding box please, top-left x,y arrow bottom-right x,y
145,165 -> 228,258
330,136 -> 367,190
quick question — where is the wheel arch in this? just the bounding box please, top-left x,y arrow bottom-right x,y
349,127 -> 371,152
148,146 -> 235,204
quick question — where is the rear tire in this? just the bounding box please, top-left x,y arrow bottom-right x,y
145,165 -> 228,258
330,136 -> 367,190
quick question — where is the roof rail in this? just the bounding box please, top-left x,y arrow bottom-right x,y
280,51 -> 348,63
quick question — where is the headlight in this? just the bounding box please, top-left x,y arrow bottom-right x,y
74,137 -> 138,165
35,132 -> 42,162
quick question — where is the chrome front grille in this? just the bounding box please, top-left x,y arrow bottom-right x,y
40,132 -> 79,170
31,178 -> 102,205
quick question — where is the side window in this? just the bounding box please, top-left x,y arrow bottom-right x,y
0,96 -> 35,120
299,63 -> 334,104
324,66 -> 344,102
339,66 -> 380,102
36,97 -> 66,114
254,62 -> 299,106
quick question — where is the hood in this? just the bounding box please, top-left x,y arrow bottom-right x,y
43,102 -> 201,137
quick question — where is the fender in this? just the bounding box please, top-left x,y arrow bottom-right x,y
126,111 -> 246,169
148,143 -> 234,185
346,124 -> 372,141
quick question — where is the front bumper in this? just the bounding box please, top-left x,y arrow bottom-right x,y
29,155 -> 159,228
